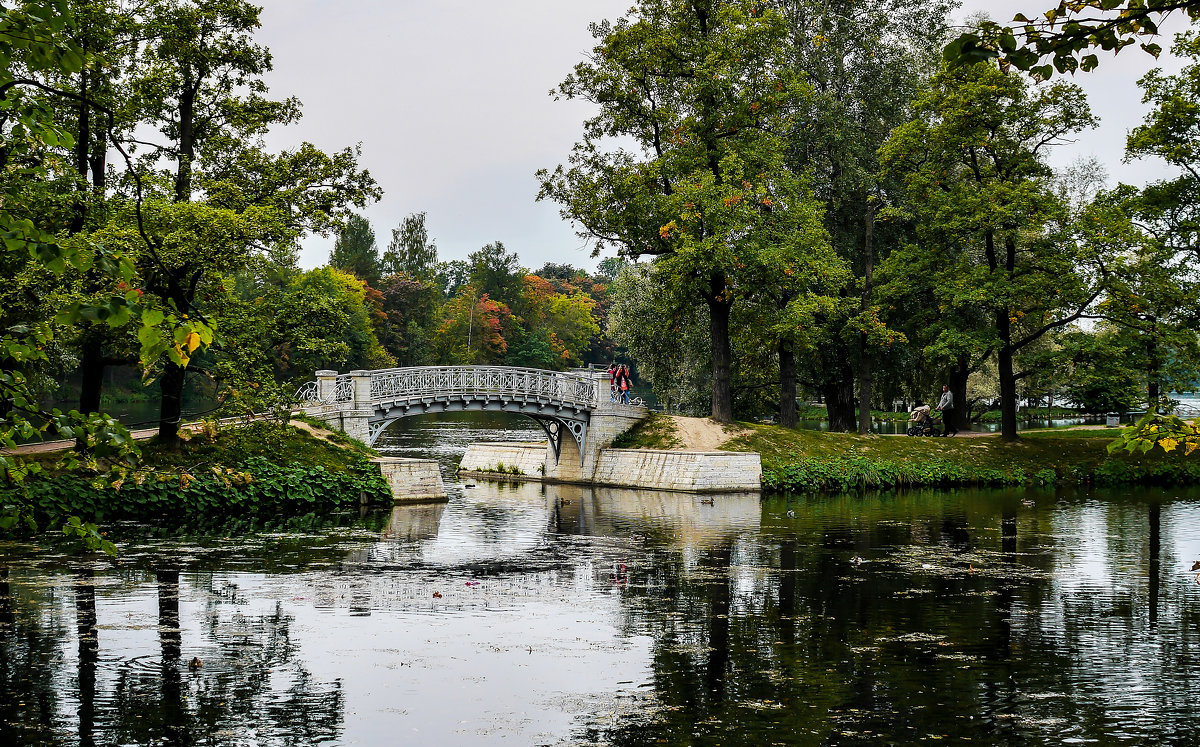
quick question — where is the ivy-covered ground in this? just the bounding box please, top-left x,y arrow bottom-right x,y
6,420 -> 390,534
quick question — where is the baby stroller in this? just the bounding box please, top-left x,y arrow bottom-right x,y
906,404 -> 942,437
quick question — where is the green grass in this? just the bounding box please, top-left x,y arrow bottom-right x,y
719,423 -> 1199,492
136,420 -> 377,474
611,413 -> 685,450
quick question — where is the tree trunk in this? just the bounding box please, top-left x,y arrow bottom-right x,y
998,341 -> 1018,442
949,357 -> 970,434
76,335 -> 105,451
1147,325 -> 1160,412
822,371 -> 856,432
857,200 -> 876,435
158,362 -> 185,445
779,340 -> 797,429
707,274 -> 733,423
174,81 -> 195,203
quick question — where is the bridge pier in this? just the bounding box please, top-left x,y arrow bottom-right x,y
542,402 -> 648,482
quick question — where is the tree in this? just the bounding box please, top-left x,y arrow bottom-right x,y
467,241 -> 523,305
376,273 -> 440,366
126,0 -> 378,444
1127,30 -> 1200,270
431,290 -> 511,365
607,264 -> 712,414
1082,188 -> 1200,410
510,274 -> 600,368
771,0 -> 951,432
880,62 -> 1103,441
435,259 -> 469,298
540,0 -> 828,422
381,211 -> 437,281
1060,328 -> 1144,412
0,0 -> 202,552
329,213 -> 380,287
945,2 -> 1200,77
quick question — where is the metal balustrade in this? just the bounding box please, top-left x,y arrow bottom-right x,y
294,366 -> 599,409
293,375 -> 353,405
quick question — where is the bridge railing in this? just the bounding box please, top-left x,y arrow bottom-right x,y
295,366 -> 599,409
294,375 -> 353,405
368,366 -> 598,408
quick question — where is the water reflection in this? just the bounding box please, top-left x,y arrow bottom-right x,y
2,478 -> 1200,745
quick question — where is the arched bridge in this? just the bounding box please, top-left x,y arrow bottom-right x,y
296,366 -> 642,464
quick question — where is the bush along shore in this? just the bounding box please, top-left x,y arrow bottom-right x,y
5,421 -> 390,533
719,425 -> 1200,493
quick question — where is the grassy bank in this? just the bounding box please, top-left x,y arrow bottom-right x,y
720,424 -> 1199,492
9,421 -> 390,532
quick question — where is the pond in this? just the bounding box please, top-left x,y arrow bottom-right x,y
3,413 -> 1200,745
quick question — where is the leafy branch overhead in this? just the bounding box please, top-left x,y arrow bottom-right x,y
946,1 -> 1200,77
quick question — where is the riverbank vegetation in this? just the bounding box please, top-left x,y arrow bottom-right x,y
6,421 -> 389,537
727,425 -> 1200,493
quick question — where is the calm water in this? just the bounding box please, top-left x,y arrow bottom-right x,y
3,413 -> 1200,745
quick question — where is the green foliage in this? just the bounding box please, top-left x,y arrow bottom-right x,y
9,455 -> 388,526
723,421 -> 1199,492
880,60 -> 1101,439
607,264 -> 711,414
1059,330 -> 1144,413
329,213 -> 381,287
1108,411 -> 1200,457
376,272 -> 441,366
945,2 -> 1200,78
382,211 -> 438,281
539,0 -> 837,421
4,421 -> 389,531
467,241 -> 523,303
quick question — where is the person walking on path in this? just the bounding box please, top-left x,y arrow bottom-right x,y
938,385 -> 958,436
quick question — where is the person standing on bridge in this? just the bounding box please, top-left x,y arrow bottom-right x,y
608,363 -> 618,402
618,364 -> 632,404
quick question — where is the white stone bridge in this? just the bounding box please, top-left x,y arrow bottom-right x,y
296,366 -> 648,477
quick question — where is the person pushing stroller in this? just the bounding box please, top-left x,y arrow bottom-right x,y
907,401 -> 943,437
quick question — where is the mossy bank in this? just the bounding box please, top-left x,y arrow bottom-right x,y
7,420 -> 390,533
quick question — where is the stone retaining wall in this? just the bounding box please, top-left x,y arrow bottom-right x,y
460,443 -> 761,493
457,442 -> 547,477
592,449 -> 761,492
372,457 -> 448,503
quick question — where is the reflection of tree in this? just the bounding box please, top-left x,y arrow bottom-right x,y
0,567 -> 13,630
1149,501 -> 1160,628
588,489 -> 1161,745
76,568 -> 98,747
99,570 -> 344,746
0,570 -> 63,744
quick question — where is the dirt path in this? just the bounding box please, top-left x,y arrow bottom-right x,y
668,415 -> 750,451
3,412 -> 327,457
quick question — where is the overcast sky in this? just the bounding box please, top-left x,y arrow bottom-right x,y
253,1 -> 1193,272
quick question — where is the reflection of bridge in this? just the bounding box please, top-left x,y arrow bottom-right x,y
296,367 -> 646,471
